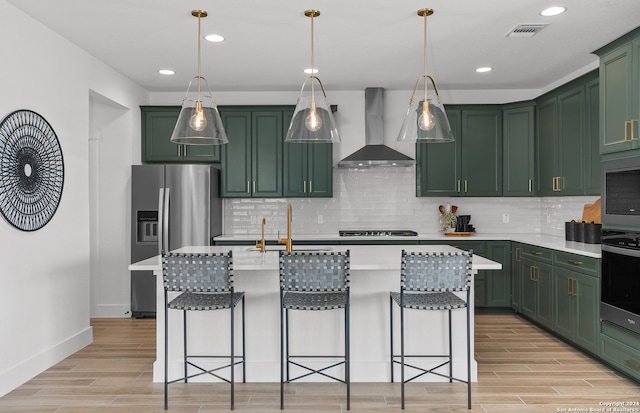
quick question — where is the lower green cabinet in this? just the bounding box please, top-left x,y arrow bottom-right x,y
553,268 -> 600,355
520,256 -> 554,330
511,243 -> 522,311
484,241 -> 512,307
600,322 -> 640,382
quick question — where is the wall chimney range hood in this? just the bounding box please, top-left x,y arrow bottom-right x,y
338,88 -> 415,168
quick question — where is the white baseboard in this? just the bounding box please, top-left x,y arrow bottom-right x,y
0,326 -> 93,397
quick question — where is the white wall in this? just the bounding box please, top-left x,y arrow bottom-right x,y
0,1 -> 147,396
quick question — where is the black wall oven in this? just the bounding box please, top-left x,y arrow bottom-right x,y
601,230 -> 640,335
602,156 -> 640,227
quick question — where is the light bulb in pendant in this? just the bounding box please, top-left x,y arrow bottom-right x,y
417,100 -> 435,131
305,103 -> 322,132
189,102 -> 207,131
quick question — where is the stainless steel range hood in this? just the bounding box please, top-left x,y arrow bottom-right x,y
338,87 -> 415,168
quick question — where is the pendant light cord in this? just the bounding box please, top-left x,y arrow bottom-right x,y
423,12 -> 428,102
196,13 -> 202,103
310,12 -> 316,105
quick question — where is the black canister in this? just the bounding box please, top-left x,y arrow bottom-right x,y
565,220 -> 577,241
575,221 -> 586,243
584,222 -> 602,244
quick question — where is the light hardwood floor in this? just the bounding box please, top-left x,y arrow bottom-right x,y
1,314 -> 639,412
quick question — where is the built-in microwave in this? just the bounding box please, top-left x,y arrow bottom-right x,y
602,156 -> 640,228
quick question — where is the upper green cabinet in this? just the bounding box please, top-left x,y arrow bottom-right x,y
595,27 -> 640,154
140,106 -> 220,163
503,102 -> 535,196
535,71 -> 600,196
283,140 -> 333,197
416,106 -> 502,197
220,107 -> 287,197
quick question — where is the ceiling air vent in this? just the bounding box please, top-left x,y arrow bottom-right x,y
506,23 -> 549,38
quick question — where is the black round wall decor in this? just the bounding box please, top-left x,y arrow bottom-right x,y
0,110 -> 64,231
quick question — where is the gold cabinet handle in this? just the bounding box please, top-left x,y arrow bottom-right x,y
253,181 -> 256,193
309,180 -> 313,193
464,180 -> 468,193
528,179 -> 532,193
631,119 -> 638,141
625,120 -> 631,142
532,251 -> 543,256
529,266 -> 534,281
567,277 -> 572,296
247,181 -> 250,193
533,267 -> 538,282
303,181 -> 306,193
457,180 -> 461,193
178,145 -> 181,156
552,176 -> 557,191
567,259 -> 583,266
625,359 -> 640,370
572,278 -> 577,297
515,247 -> 520,262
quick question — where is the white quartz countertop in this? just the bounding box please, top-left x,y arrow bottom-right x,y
129,244 -> 501,272
213,233 -> 602,258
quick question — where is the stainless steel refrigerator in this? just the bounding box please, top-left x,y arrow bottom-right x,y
130,164 -> 222,318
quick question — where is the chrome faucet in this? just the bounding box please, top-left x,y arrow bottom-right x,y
256,217 -> 266,253
277,204 -> 293,252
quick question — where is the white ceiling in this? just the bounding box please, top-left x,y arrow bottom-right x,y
6,0 -> 640,93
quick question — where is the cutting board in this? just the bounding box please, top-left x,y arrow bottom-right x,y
581,198 -> 601,224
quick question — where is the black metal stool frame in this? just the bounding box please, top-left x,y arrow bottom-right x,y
279,250 -> 351,410
163,251 -> 246,410
390,250 -> 473,410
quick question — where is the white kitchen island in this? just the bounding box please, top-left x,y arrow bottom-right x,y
129,245 -> 501,384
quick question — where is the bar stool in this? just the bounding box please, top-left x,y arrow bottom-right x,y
389,250 -> 473,409
162,251 -> 245,410
279,250 -> 351,410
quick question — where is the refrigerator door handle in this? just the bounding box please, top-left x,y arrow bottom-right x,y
162,187 -> 170,255
157,188 -> 164,256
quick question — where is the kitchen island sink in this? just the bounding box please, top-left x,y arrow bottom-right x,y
130,245 -> 500,384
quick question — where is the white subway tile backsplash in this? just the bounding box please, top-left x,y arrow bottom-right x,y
222,166 -> 599,238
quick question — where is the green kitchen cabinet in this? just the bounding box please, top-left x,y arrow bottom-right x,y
283,139 -> 333,198
535,71 -> 599,196
511,243 -> 522,312
220,107 -> 287,197
520,245 -> 553,330
586,78 -> 601,195
553,267 -> 600,355
552,251 -> 600,355
595,27 -> 640,154
416,106 -> 502,197
484,241 -> 512,307
600,321 -> 640,383
502,102 -> 535,196
141,106 -> 220,163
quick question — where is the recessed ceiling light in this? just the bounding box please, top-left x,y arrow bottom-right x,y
475,67 -> 493,73
304,68 -> 319,74
540,6 -> 566,16
158,69 -> 175,75
205,34 -> 225,42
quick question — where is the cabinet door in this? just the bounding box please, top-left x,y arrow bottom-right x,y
221,111 -> 252,197
553,267 -> 575,341
536,97 -> 558,196
252,111 -> 283,197
461,109 -> 503,196
183,139 -> 220,162
536,261 -> 554,330
503,104 -> 535,196
511,243 -> 522,312
600,43 -> 635,153
307,143 -> 333,197
557,86 -> 586,195
521,257 -> 536,320
141,106 -> 182,162
586,79 -> 601,195
415,109 -> 461,196
283,140 -> 307,197
485,241 -> 511,307
573,272 -> 599,354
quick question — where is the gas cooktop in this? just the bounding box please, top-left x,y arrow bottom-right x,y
339,230 -> 418,237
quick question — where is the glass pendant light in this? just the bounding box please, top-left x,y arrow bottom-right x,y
170,10 -> 228,145
285,10 -> 340,143
397,8 -> 454,143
